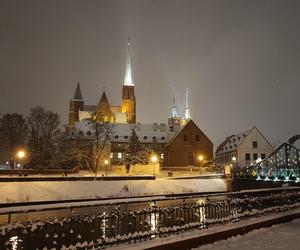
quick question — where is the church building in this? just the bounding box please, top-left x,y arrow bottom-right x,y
67,39 -> 214,170
68,39 -> 136,128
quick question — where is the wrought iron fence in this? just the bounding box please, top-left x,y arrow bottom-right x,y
1,188 -> 300,249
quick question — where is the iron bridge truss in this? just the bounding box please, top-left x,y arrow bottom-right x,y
256,135 -> 300,182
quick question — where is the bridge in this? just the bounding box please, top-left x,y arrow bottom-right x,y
256,135 -> 300,182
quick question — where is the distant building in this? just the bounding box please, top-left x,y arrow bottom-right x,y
164,120 -> 213,170
68,39 -> 214,170
215,127 -> 273,169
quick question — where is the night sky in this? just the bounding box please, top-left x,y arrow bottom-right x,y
1,0 -> 299,148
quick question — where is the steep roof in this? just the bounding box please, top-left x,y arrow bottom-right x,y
98,91 -> 109,104
95,91 -> 110,112
164,119 -> 213,147
216,129 -> 250,154
73,82 -> 83,100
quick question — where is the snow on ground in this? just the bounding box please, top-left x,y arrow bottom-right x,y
0,178 -> 227,203
194,218 -> 300,250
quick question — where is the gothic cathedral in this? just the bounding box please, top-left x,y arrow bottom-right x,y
68,39 -> 136,128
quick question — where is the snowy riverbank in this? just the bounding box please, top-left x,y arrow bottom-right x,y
0,178 -> 227,203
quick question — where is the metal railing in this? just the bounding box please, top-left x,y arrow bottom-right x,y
1,187 -> 300,249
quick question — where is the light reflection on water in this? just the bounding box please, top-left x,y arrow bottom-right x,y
150,201 -> 158,237
101,211 -> 107,238
8,236 -> 23,250
197,198 -> 206,223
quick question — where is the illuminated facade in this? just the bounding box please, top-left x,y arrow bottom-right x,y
67,39 -> 214,169
67,39 -> 136,128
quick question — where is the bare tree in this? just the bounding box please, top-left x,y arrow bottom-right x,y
90,113 -> 113,177
56,131 -> 94,171
27,106 -> 60,168
0,113 -> 28,167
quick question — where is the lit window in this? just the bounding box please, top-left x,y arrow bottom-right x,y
118,153 -> 122,159
110,153 -> 113,159
161,153 -> 164,159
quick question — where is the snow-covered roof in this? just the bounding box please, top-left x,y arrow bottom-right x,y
216,130 -> 250,154
75,120 -> 171,144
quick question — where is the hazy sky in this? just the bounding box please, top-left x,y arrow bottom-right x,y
0,0 -> 299,147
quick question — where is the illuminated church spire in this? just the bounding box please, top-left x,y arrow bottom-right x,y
171,86 -> 178,118
124,38 -> 134,86
184,88 -> 191,120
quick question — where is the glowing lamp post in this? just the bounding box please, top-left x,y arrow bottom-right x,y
151,155 -> 158,163
198,155 -> 204,175
103,159 -> 109,176
151,155 -> 158,176
16,150 -> 26,169
231,156 -> 237,177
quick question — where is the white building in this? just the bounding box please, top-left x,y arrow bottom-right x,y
215,126 -> 273,168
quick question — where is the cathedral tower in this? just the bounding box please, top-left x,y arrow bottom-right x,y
68,82 -> 84,128
121,38 -> 136,124
182,88 -> 191,125
168,86 -> 181,132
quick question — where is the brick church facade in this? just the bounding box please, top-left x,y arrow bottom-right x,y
67,40 -> 213,170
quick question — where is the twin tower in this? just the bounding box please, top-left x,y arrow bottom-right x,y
68,39 -> 136,128
68,39 -> 191,129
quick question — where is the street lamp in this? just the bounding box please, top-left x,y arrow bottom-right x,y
17,150 -> 25,160
151,155 -> 158,163
198,155 -> 204,175
231,156 -> 237,176
16,149 -> 26,169
151,155 -> 158,176
103,159 -> 109,176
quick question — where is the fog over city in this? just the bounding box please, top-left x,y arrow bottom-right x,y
1,0 -> 299,146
